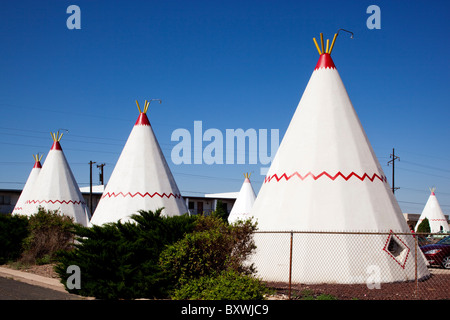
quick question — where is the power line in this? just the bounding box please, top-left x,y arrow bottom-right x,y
397,167 -> 450,180
0,141 -> 120,155
400,187 -> 450,196
400,150 -> 450,163
0,128 -> 126,145
397,200 -> 450,208
401,160 -> 450,174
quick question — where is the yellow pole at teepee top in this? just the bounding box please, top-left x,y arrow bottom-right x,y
50,131 -> 63,142
143,100 -> 150,113
136,99 -> 162,113
328,33 -> 338,54
33,153 -> 43,162
136,100 -> 142,113
313,29 -> 353,55
320,33 -> 324,55
313,37 -> 322,55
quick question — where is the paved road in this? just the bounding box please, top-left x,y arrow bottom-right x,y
0,277 -> 81,300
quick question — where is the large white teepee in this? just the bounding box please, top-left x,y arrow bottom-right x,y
90,100 -> 188,225
250,32 -> 429,284
25,132 -> 91,226
228,173 -> 256,224
415,188 -> 449,233
12,154 -> 43,216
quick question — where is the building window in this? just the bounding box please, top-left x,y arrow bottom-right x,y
0,195 -> 11,205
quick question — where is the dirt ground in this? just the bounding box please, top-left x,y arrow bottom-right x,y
2,263 -> 59,279
268,268 -> 450,300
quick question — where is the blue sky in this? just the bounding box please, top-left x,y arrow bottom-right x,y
0,0 -> 449,214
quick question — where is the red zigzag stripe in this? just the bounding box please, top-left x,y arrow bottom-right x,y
26,199 -> 86,205
101,191 -> 182,199
264,171 -> 387,183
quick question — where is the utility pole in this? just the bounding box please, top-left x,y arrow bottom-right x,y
387,148 -> 400,194
97,163 -> 105,185
89,161 -> 96,213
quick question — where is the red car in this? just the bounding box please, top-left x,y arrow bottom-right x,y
420,236 -> 450,269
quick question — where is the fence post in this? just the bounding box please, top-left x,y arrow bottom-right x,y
289,231 -> 293,300
414,235 -> 418,297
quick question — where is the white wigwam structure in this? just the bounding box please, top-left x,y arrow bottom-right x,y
250,32 -> 429,283
90,100 -> 188,225
228,173 -> 257,224
415,188 -> 450,233
25,132 -> 91,226
12,154 -> 43,216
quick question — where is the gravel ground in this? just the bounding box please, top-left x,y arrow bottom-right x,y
268,268 -> 450,300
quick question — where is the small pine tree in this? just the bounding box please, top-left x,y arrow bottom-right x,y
416,217 -> 431,234
212,200 -> 229,222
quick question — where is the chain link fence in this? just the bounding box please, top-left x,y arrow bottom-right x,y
250,231 -> 450,300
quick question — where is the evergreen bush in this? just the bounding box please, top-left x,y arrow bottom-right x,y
416,217 -> 431,234
54,210 -> 264,300
211,200 -> 229,222
55,209 -> 198,299
0,214 -> 29,264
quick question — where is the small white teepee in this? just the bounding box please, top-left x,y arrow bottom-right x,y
12,154 -> 43,216
250,32 -> 429,284
228,173 -> 256,224
90,100 -> 188,225
25,132 -> 91,226
415,188 -> 450,233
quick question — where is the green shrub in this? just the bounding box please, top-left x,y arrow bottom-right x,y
316,294 -> 338,300
55,209 -> 198,299
416,217 -> 430,234
172,270 -> 271,300
297,289 -> 338,300
20,207 -> 76,265
160,215 -> 257,285
0,214 -> 29,264
210,200 -> 229,222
